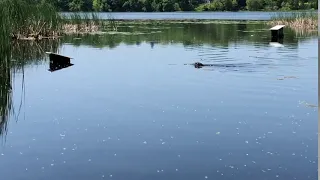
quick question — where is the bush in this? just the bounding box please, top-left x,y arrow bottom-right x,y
246,0 -> 264,10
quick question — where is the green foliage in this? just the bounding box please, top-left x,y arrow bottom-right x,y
246,0 -> 264,10
69,0 -> 84,11
42,0 -> 317,12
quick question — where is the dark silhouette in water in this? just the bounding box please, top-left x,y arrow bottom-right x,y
185,62 -> 251,69
46,52 -> 74,72
49,61 -> 74,72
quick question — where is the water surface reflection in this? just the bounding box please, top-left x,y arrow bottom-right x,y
0,23 -> 317,180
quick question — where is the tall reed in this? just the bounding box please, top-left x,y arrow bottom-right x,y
268,11 -> 318,30
0,0 -> 62,40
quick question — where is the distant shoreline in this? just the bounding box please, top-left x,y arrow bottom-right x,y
60,10 -> 317,13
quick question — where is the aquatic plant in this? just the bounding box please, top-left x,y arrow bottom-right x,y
268,11 -> 318,30
0,0 -> 62,40
0,44 -> 13,138
0,37 -> 60,139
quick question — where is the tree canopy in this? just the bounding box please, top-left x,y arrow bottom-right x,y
39,0 -> 319,12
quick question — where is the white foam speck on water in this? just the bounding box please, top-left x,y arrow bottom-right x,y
102,175 -> 105,178
114,154 -> 117,156
205,176 -> 208,179
143,141 -> 147,144
51,164 -> 54,166
245,141 -> 249,144
178,155 -> 181,158
176,169 -> 178,171
276,175 -> 279,178
157,170 -> 160,173
1,153 -> 4,156
252,161 -> 256,164
162,142 -> 165,145
110,175 -> 112,177
19,152 -> 23,155
88,159 -> 92,162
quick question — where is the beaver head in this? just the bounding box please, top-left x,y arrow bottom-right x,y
194,62 -> 204,68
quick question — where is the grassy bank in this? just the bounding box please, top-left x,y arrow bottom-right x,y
268,12 -> 317,30
0,0 -> 115,41
0,0 -> 62,41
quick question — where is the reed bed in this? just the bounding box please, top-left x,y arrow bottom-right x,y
0,0 -> 118,40
0,0 -> 62,40
268,12 -> 318,30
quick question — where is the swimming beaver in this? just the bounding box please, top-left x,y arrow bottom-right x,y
194,62 -> 205,68
186,62 -> 249,69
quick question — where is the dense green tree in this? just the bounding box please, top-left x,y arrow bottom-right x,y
211,0 -> 224,10
161,0 -> 176,11
35,0 -> 317,12
180,0 -> 194,11
69,0 -> 84,11
231,0 -> 238,10
222,0 -> 233,10
246,0 -> 264,10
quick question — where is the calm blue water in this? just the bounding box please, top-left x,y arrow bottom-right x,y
0,23 -> 318,180
62,11 -> 317,20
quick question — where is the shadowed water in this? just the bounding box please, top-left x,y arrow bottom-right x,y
0,23 -> 317,180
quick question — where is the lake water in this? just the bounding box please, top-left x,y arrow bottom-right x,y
62,11 -> 318,20
0,22 -> 318,180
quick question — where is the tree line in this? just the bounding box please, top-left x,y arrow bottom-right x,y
25,0 -> 320,12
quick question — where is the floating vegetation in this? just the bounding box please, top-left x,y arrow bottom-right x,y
299,101 -> 318,108
277,76 -> 298,80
